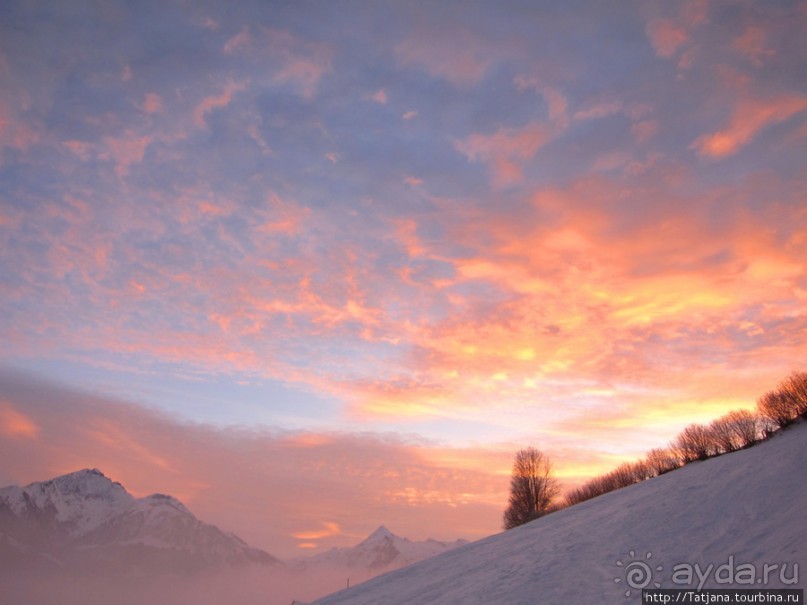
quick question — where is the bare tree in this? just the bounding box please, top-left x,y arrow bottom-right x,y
645,447 -> 681,475
779,371 -> 807,418
758,390 -> 798,429
673,423 -> 718,463
709,414 -> 741,453
723,409 -> 762,448
503,448 -> 559,530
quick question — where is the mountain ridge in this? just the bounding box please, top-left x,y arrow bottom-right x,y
0,468 -> 280,572
291,524 -> 468,573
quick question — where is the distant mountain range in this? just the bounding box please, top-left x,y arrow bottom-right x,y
0,468 -> 279,573
292,524 -> 468,573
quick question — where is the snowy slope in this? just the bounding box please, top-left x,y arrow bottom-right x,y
314,423 -> 807,604
293,525 -> 468,572
0,468 -> 279,571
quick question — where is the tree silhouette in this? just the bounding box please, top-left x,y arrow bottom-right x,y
503,448 -> 559,529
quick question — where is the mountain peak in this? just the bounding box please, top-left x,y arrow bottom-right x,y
35,467 -> 127,496
0,469 -> 280,572
371,525 -> 393,538
360,525 -> 395,546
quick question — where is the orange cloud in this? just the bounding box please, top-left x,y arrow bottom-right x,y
292,521 -> 342,540
693,95 -> 807,158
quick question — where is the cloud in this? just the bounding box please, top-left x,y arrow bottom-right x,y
395,27 -> 499,87
0,100 -> 39,150
692,95 -> 807,158
292,521 -> 342,542
574,100 -> 623,121
732,26 -> 775,67
223,27 -> 332,99
193,80 -> 247,128
0,371 -> 508,557
368,89 -> 388,104
1,2 -> 806,553
0,400 -> 39,440
139,93 -> 162,114
102,132 -> 153,177
645,19 -> 689,58
454,122 -> 552,187
644,0 -> 707,66
631,120 -> 658,143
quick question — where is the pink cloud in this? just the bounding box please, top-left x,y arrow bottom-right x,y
256,192 -> 310,235
454,122 -> 551,187
140,93 -> 162,114
223,26 -> 251,55
645,19 -> 689,58
631,120 -> 659,143
369,89 -> 388,104
0,401 -> 39,440
62,139 -> 93,160
224,27 -> 332,99
732,26 -> 775,67
193,80 -> 247,128
395,28 -> 498,87
513,79 -> 569,128
573,100 -> 623,121
644,1 -> 707,64
102,131 -> 153,177
692,94 -> 807,158
0,100 -> 39,150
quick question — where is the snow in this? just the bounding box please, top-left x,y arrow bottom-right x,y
0,468 -> 132,535
314,422 -> 807,604
0,468 -> 277,565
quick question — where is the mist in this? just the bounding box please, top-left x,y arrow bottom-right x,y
0,566 -> 375,605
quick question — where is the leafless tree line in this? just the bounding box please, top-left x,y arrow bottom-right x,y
565,371 -> 807,507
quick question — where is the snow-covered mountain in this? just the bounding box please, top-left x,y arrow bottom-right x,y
293,525 -> 468,572
314,422 -> 807,604
0,468 -> 279,572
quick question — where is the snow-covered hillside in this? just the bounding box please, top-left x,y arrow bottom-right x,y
314,422 -> 807,604
0,468 -> 279,571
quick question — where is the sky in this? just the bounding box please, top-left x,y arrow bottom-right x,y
1,0 -> 806,558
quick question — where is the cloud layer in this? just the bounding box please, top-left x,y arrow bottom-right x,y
1,0 -> 806,550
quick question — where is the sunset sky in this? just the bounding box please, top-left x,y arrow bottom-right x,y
1,0 -> 806,558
